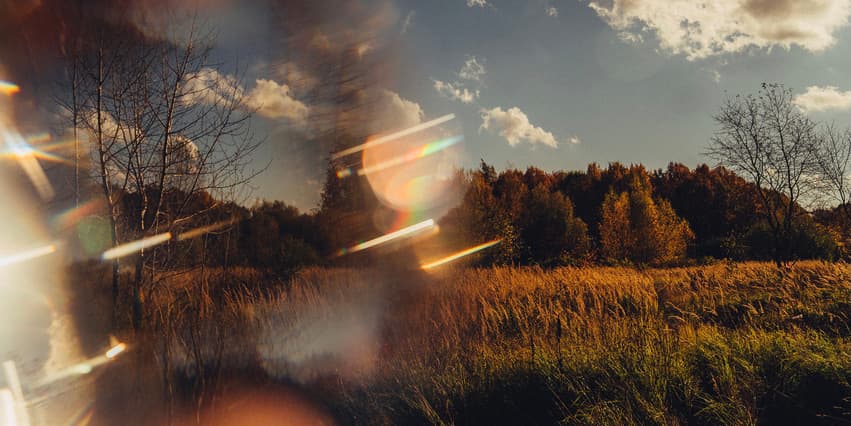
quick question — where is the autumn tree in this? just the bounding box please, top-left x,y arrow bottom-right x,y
599,177 -> 693,265
442,162 -> 519,265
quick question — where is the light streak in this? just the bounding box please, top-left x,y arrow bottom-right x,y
1,389 -> 16,426
0,244 -> 57,268
421,239 -> 502,270
0,129 -> 54,200
35,341 -> 128,387
105,342 -> 126,359
2,361 -> 29,426
338,135 -> 462,178
101,232 -> 172,260
331,113 -> 455,160
1,134 -> 70,164
337,219 -> 435,255
63,401 -> 95,426
176,218 -> 238,241
0,81 -> 20,96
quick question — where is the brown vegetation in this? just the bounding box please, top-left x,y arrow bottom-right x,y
73,261 -> 851,424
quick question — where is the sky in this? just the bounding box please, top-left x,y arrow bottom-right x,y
5,0 -> 851,211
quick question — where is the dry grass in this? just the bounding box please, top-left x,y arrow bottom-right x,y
72,261 -> 851,424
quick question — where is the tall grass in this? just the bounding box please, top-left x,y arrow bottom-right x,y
73,261 -> 851,424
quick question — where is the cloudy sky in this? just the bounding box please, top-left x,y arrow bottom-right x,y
11,0 -> 850,210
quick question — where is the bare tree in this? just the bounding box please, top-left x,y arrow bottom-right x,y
706,83 -> 820,263
59,14 -> 262,328
814,124 -> 851,218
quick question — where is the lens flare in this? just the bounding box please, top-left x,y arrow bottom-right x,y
0,81 -> 20,97
1,361 -> 28,426
345,135 -> 462,177
0,244 -> 57,269
337,219 -> 435,255
0,129 -> 55,200
105,342 -> 126,359
421,239 -> 502,270
0,134 -> 69,165
176,218 -> 238,241
35,340 -> 127,388
101,232 -> 172,260
51,199 -> 106,231
0,389 -> 17,426
331,113 -> 455,160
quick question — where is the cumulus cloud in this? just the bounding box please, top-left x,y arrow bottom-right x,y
183,68 -> 309,128
793,85 -> 851,112
458,56 -> 487,81
568,136 -> 581,145
588,0 -> 851,60
373,90 -> 425,131
433,56 -> 486,104
433,80 -> 479,104
246,79 -> 310,124
467,0 -> 488,7
547,7 -> 559,17
182,68 -> 244,106
480,107 -> 559,148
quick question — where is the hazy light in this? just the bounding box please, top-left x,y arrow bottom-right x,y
0,81 -> 20,96
0,129 -> 55,200
0,244 -> 56,268
176,218 -> 238,241
421,239 -> 502,270
35,341 -> 128,387
347,135 -> 462,177
331,113 -> 455,160
51,198 -> 105,230
337,219 -> 435,255
1,361 -> 28,426
105,342 -> 126,359
101,232 -> 172,260
0,389 -> 16,426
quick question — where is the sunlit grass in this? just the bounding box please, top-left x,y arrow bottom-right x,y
71,261 -> 851,424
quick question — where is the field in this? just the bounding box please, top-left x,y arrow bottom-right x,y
71,261 -> 851,425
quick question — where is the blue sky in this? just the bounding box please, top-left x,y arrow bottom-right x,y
198,0 -> 851,210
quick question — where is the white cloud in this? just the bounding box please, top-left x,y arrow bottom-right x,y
433,80 -> 479,104
246,79 -> 310,124
547,7 -> 559,17
458,56 -> 486,81
588,0 -> 851,60
793,85 -> 851,112
182,68 -> 244,106
568,136 -> 581,145
373,90 -> 425,131
480,106 -> 559,148
183,68 -> 309,128
467,0 -> 488,7
401,11 -> 415,34
433,56 -> 486,104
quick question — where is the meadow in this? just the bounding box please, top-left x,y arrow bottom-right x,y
72,261 -> 851,425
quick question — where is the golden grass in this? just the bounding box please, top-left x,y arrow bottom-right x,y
72,261 -> 851,424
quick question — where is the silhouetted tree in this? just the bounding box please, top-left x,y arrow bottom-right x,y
707,83 -> 820,264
